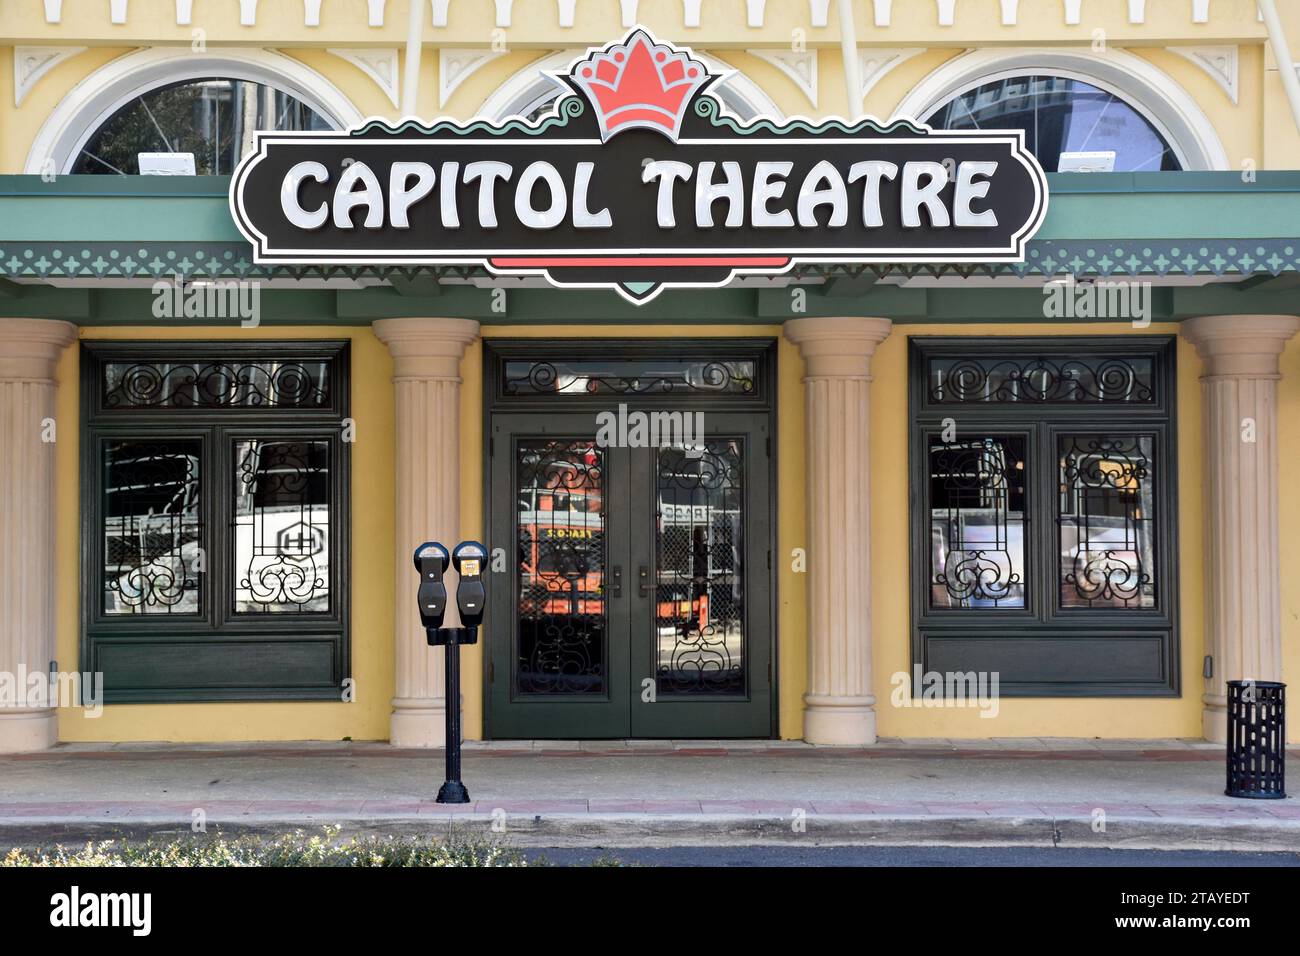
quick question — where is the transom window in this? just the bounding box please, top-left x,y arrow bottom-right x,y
927,76 -> 1182,172
73,77 -> 331,175
910,338 -> 1178,697
82,342 -> 350,703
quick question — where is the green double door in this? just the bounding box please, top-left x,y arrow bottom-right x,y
487,412 -> 773,738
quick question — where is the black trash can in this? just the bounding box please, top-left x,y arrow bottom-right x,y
1225,680 -> 1285,799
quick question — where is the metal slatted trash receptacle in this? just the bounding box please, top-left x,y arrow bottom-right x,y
1225,680 -> 1285,799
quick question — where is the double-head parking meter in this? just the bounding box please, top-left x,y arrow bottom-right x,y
412,539 -> 487,804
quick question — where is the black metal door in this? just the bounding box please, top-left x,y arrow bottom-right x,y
487,413 -> 772,738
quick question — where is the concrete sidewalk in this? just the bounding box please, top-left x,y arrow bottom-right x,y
1,739 -> 1296,851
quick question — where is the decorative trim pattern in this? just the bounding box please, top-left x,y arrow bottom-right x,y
747,0 -> 767,27
431,0 -> 450,27
495,0 -> 512,27
13,47 -> 86,108
860,48 -> 923,99
1192,0 -> 1209,23
439,48 -> 506,108
557,0 -> 577,27
367,0 -> 386,26
328,48 -> 401,109
873,0 -> 892,27
4,241 -> 1295,283
936,0 -> 956,26
810,0 -> 830,27
1001,0 -> 1019,25
1168,45 -> 1238,104
176,0 -> 193,25
747,49 -> 818,107
239,0 -> 258,26
620,0 -> 640,28
1064,0 -> 1082,25
110,0 -> 127,25
304,0 -> 322,26
684,0 -> 702,28
44,0 -> 62,24
1128,0 -> 1145,23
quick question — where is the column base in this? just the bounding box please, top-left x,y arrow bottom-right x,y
802,695 -> 877,745
1202,695 -> 1227,743
390,698 -> 446,748
0,709 -> 58,753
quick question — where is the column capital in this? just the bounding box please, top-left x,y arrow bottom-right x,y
372,317 -> 480,381
784,317 -> 892,378
1181,314 -> 1300,377
0,319 -> 77,382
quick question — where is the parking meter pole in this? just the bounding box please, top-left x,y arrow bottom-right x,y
436,628 -> 471,804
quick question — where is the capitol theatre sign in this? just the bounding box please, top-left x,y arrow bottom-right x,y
231,29 -> 1049,304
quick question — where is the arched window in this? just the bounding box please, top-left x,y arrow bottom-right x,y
894,50 -> 1227,172
73,77 -> 331,175
27,48 -> 362,175
926,75 -> 1181,173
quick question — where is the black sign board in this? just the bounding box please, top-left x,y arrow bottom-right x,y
231,28 -> 1048,303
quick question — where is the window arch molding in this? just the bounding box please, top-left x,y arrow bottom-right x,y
476,49 -> 784,122
892,48 -> 1228,171
26,47 -> 364,174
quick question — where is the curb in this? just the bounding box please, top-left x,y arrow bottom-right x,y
2,813 -> 1297,853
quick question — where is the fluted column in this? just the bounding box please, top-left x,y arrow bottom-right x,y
373,317 -> 480,747
1182,314 -> 1300,742
0,319 -> 77,753
784,316 -> 892,745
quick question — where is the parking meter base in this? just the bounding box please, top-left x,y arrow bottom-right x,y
426,626 -> 479,646
436,780 -> 471,804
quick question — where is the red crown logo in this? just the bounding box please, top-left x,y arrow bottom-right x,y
568,30 -> 711,142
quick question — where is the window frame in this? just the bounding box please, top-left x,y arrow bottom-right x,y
80,340 -> 351,703
908,336 -> 1179,697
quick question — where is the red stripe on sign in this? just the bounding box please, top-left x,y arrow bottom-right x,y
490,256 -> 792,268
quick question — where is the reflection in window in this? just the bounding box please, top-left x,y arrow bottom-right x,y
515,439 -> 606,695
102,439 -> 202,615
1058,434 -> 1156,609
232,440 -> 330,613
73,78 -> 331,175
655,440 -> 745,696
929,435 -> 1027,609
928,76 -> 1181,172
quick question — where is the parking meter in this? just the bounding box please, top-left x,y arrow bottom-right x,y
451,540 -> 488,629
413,541 -> 449,630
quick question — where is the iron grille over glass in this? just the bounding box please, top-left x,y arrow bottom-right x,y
927,76 -> 1182,172
515,438 -> 607,696
73,78 -> 331,176
504,359 -> 757,397
910,337 -> 1177,696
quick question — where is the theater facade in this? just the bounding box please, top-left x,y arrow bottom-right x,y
1,0 -> 1298,751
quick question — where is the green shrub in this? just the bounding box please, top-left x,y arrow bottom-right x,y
1,826 -> 530,868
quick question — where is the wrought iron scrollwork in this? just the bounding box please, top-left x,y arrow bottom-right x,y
232,440 -> 330,613
102,439 -> 203,615
104,360 -> 329,408
515,439 -> 607,695
654,441 -> 745,695
504,359 -> 756,396
1058,434 -> 1155,609
929,356 -> 1154,404
929,436 -> 1027,609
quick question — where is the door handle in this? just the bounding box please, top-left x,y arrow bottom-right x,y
609,565 -> 622,599
638,565 -> 651,598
